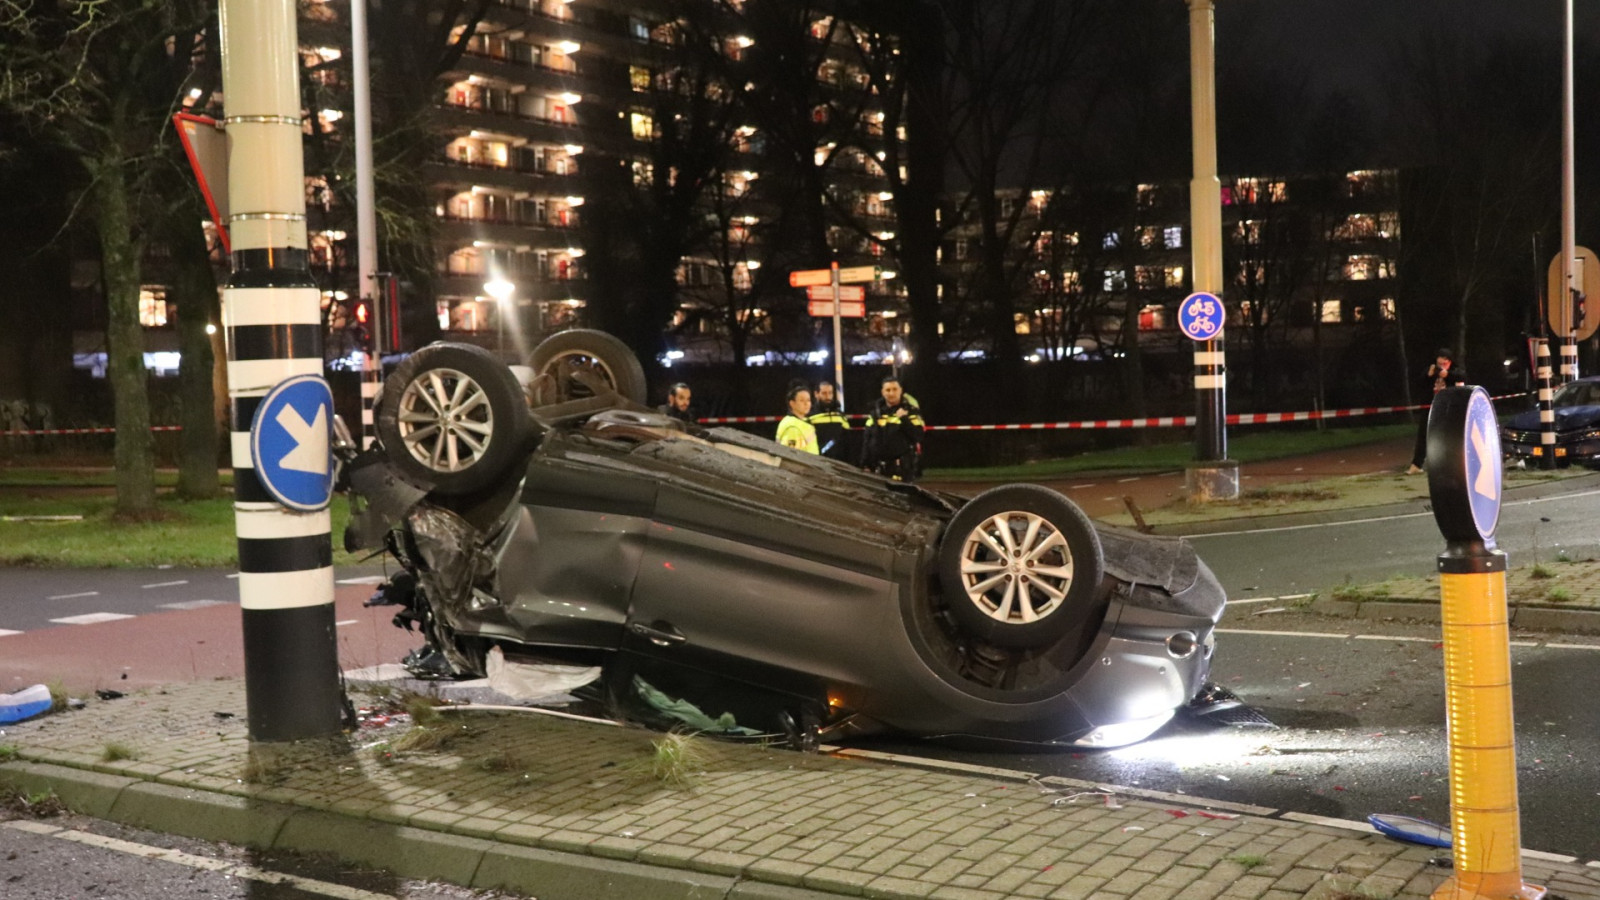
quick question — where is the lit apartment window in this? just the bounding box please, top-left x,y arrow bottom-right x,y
1103,269 -> 1127,291
1061,270 -> 1081,292
1164,266 -> 1185,288
1321,300 -> 1343,323
1102,231 -> 1120,250
631,112 -> 654,140
1138,226 -> 1159,249
1380,297 -> 1397,320
1163,226 -> 1183,249
1135,266 -> 1163,289
1343,254 -> 1389,280
138,289 -> 169,327
1136,183 -> 1160,208
630,66 -> 651,92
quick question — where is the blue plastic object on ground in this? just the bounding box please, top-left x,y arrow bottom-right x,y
1368,813 -> 1452,848
0,684 -> 53,724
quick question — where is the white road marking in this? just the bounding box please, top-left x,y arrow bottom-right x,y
1218,628 -> 1352,639
46,591 -> 98,600
1226,594 -> 1311,605
336,575 -> 386,585
49,612 -> 135,626
335,619 -> 359,627
1,820 -> 400,900
1191,487 -> 1600,538
1070,483 -> 1094,489
158,600 -> 230,611
0,629 -> 22,637
141,580 -> 189,589
1116,476 -> 1140,483
226,573 -> 240,579
1546,642 -> 1600,651
1353,634 -> 1436,643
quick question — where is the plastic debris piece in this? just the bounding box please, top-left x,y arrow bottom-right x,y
632,676 -> 759,735
1121,826 -> 1145,833
0,684 -> 52,724
1369,813 -> 1451,848
1167,810 -> 1190,818
1197,811 -> 1238,820
95,689 -> 125,701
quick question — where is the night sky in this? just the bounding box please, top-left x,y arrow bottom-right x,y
1223,0 -> 1596,98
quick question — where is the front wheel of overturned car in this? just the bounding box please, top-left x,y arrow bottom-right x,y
375,342 -> 530,495
937,484 -> 1104,650
527,329 -> 648,405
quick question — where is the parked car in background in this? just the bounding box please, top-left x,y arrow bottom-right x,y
343,330 -> 1234,749
1501,376 -> 1600,468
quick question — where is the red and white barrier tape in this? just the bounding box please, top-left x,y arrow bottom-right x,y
0,426 -> 182,436
699,395 -> 1526,431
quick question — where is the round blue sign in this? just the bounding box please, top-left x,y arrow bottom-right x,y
1177,292 -> 1225,341
249,374 -> 336,512
1463,388 -> 1502,541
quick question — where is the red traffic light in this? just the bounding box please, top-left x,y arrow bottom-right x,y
354,301 -> 369,325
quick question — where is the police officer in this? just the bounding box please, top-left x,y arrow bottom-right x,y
807,380 -> 850,461
862,375 -> 923,481
776,384 -> 819,454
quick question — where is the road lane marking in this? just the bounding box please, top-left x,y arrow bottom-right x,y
141,580 -> 189,589
1116,476 -> 1140,483
2,820 -> 401,900
49,612 -> 136,625
1191,486 -> 1600,538
158,600 -> 230,611
1353,634 -> 1437,643
336,575 -> 386,585
1071,483 -> 1094,489
1547,643 -> 1600,651
1218,628 -> 1353,639
46,591 -> 98,600
0,629 -> 22,637
335,619 -> 359,627
1226,594 -> 1313,605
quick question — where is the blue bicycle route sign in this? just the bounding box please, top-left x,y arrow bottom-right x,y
249,374 -> 336,512
1463,388 -> 1502,541
1177,291 -> 1225,341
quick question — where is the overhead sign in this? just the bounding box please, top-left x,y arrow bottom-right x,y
1546,246 -> 1599,340
837,265 -> 882,284
173,113 -> 231,254
809,300 -> 865,318
808,285 -> 864,302
250,374 -> 336,512
789,269 -> 832,288
1177,292 -> 1225,341
1427,386 -> 1502,546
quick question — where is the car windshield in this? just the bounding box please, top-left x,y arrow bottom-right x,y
1552,381 -> 1600,408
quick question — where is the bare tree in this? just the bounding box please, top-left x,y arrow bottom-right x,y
0,0 -> 212,515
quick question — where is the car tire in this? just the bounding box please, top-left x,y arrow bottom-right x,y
527,329 -> 647,405
375,342 -> 530,495
937,485 -> 1104,649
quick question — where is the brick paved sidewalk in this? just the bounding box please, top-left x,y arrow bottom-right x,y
4,680 -> 1599,900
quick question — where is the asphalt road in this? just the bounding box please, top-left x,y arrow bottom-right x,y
1190,486 -> 1600,599
0,811 -> 517,899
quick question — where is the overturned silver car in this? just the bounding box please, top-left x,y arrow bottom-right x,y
343,330 -> 1228,748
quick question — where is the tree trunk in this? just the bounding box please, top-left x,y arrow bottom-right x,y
171,214 -> 221,499
94,157 -> 157,516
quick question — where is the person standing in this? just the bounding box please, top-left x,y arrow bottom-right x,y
1407,348 -> 1465,474
775,384 -> 819,454
807,380 -> 851,461
659,382 -> 694,425
862,375 -> 923,481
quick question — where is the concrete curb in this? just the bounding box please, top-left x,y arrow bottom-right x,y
1157,471 -> 1600,537
0,760 -> 854,900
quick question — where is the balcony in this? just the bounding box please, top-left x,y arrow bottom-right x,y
436,272 -> 591,303
424,157 -> 578,194
436,215 -> 578,248
434,103 -> 581,145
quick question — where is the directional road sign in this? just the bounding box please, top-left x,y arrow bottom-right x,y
808,300 -> 865,318
1177,291 -> 1225,341
808,285 -> 864,302
837,265 -> 882,284
1427,385 -> 1502,545
789,268 -> 832,288
250,374 -> 336,512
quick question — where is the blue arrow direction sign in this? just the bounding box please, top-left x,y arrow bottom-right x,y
1178,292 -> 1225,341
250,375 -> 336,512
1463,388 -> 1502,541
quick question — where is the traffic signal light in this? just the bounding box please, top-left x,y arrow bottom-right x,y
350,298 -> 372,348
1573,289 -> 1587,336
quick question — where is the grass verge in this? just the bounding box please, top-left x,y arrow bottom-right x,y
924,423 -> 1413,481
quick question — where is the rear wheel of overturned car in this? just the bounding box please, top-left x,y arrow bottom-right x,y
527,329 -> 647,405
937,485 -> 1104,649
376,342 -> 530,495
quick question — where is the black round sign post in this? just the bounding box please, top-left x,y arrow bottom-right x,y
1424,386 -> 1544,900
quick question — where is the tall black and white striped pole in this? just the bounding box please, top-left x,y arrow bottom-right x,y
1535,338 -> 1557,471
220,0 -> 346,740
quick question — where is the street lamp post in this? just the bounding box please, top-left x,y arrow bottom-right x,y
484,279 -> 514,358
